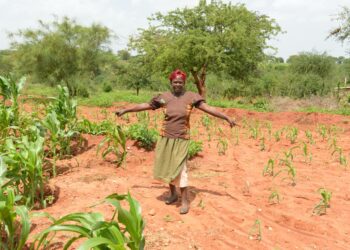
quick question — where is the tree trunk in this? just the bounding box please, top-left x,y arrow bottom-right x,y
136,87 -> 139,96
190,64 -> 207,98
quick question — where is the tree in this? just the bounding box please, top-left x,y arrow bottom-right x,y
119,56 -> 151,95
129,0 -> 281,97
288,52 -> 336,95
329,6 -> 350,51
9,17 -> 113,95
0,50 -> 14,74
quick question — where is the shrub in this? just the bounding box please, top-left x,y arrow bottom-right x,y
126,124 -> 158,151
188,140 -> 203,159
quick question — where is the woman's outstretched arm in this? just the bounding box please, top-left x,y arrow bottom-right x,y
197,102 -> 237,127
115,103 -> 153,117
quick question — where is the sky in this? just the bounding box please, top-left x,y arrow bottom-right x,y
0,0 -> 349,60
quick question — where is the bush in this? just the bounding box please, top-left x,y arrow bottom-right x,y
126,124 -> 158,151
103,83 -> 113,93
188,140 -> 203,159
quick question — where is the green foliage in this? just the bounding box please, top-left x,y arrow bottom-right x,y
126,124 -> 158,151
0,186 -> 30,250
0,75 -> 26,125
32,192 -> 145,250
46,85 -> 78,130
130,0 -> 281,95
305,130 -> 315,144
2,135 -> 46,208
97,126 -> 127,166
313,188 -> 332,215
286,127 -> 299,144
329,6 -> 350,47
10,17 -> 113,95
188,140 -> 203,159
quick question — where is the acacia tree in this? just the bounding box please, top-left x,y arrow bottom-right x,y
129,0 -> 281,97
329,6 -> 350,49
9,17 -> 112,95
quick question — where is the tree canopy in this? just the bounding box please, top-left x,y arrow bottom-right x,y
129,0 -> 281,97
9,17 -> 113,95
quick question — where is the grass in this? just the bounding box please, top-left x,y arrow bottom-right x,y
22,83 -> 350,115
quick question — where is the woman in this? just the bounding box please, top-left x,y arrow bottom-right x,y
115,69 -> 236,214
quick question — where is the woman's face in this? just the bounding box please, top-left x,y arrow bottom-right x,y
171,76 -> 185,94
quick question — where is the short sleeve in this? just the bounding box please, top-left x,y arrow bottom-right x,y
192,93 -> 205,108
149,94 -> 165,110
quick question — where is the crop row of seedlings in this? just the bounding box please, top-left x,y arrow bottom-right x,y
0,75 -> 145,249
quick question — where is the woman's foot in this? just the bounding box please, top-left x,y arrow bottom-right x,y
179,203 -> 189,214
165,195 -> 178,205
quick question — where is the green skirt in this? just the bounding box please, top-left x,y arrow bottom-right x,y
153,136 -> 189,183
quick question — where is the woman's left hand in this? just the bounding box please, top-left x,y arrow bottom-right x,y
227,118 -> 238,128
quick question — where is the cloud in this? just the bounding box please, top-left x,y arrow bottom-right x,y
0,0 -> 348,59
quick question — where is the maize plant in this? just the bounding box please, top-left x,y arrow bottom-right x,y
305,130 -> 315,144
273,129 -> 281,142
275,159 -> 297,186
46,85 -> 77,130
248,219 -> 262,241
302,142 -> 312,163
42,111 -> 78,175
332,146 -> 348,166
217,138 -> 228,155
2,135 -> 46,208
317,124 -> 328,141
262,159 -> 275,177
0,75 -> 26,126
259,136 -> 266,151
286,127 -> 298,144
313,188 -> 332,215
32,192 -> 145,250
97,125 -> 127,167
268,189 -> 281,204
0,187 -> 31,250
201,114 -> 212,130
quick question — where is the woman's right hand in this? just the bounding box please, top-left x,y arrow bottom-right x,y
115,109 -> 126,117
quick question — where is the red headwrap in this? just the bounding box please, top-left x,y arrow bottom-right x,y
169,69 -> 187,81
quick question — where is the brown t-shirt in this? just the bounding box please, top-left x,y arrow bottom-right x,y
150,91 -> 205,139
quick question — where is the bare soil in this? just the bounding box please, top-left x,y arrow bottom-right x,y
30,104 -> 350,250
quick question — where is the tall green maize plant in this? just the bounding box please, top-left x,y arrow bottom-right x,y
2,135 -> 46,208
47,85 -> 77,130
0,160 -> 31,250
0,76 -> 25,126
32,192 -> 145,250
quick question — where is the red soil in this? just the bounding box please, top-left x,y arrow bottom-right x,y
30,104 -> 350,250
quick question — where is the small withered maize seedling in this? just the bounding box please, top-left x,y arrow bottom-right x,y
328,137 -> 338,152
201,114 -> 212,130
317,124 -> 328,141
332,146 -> 348,166
302,142 -> 312,163
264,121 -> 272,140
273,129 -> 281,142
268,188 -> 281,204
313,188 -> 332,215
262,158 -> 275,176
276,159 -> 297,186
259,136 -> 266,151
305,130 -> 315,145
249,123 -> 260,140
286,127 -> 299,144
249,219 -> 262,241
217,138 -> 228,155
